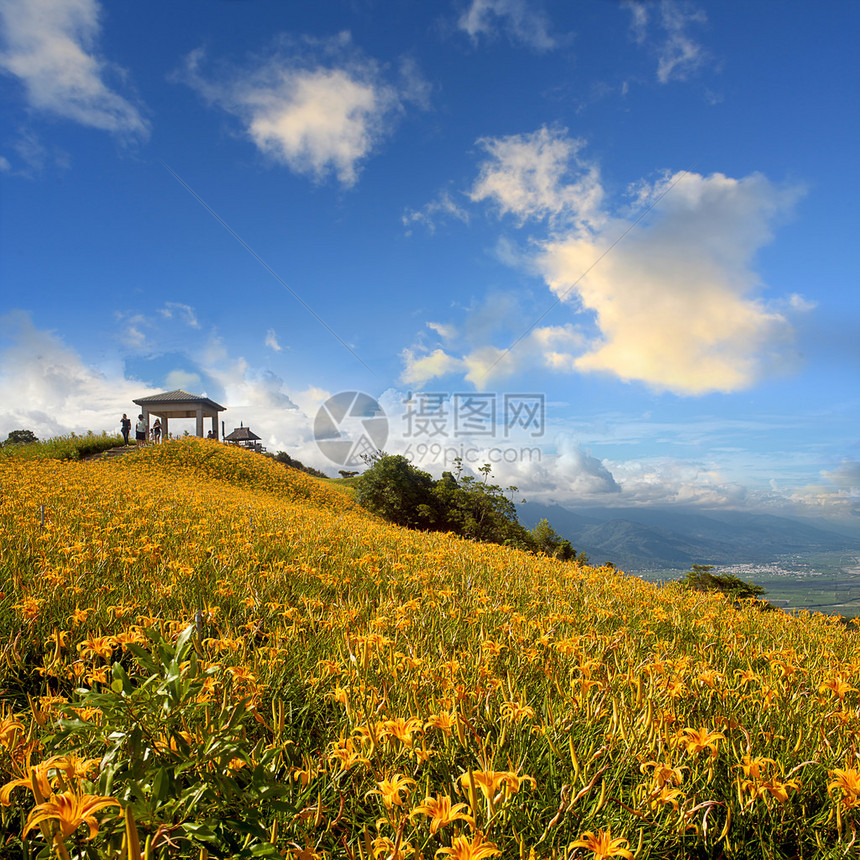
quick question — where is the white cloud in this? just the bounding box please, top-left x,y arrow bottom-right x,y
404,127 -> 808,396
627,0 -> 711,84
0,0 -> 148,136
470,126 -> 603,227
538,170 -> 804,394
491,438 -> 622,499
265,329 -> 282,352
458,0 -> 557,51
181,36 -> 422,186
164,369 -> 203,392
0,310 -> 158,438
400,347 -> 465,387
426,322 -> 457,341
400,323 -> 584,388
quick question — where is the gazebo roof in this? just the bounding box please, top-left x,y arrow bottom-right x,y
224,423 -> 261,442
133,389 -> 226,412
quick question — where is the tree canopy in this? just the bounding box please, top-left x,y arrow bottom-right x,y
355,453 -> 579,559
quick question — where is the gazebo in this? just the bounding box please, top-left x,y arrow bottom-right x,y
224,422 -> 263,452
133,389 -> 226,440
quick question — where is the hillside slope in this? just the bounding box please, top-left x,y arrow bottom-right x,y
1,439 -> 859,859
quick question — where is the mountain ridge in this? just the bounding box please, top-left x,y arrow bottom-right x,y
518,502 -> 860,570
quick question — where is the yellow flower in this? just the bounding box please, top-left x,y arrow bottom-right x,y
382,716 -> 424,748
328,736 -> 369,771
0,715 -> 25,750
736,753 -> 775,781
677,726 -> 725,757
24,790 -> 121,840
435,832 -> 500,860
828,768 -> 860,809
425,712 -> 456,736
500,700 -> 535,723
569,829 -> 633,859
410,793 -> 473,834
760,778 -> 799,804
459,769 -> 535,803
366,773 -> 416,809
819,676 -> 857,700
648,784 -> 684,811
640,760 -> 685,788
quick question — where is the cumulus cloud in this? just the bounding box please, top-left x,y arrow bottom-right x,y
180,35 -> 424,186
790,462 -> 860,519
458,0 -> 558,51
0,0 -> 148,136
628,0 -> 711,84
490,437 -> 621,499
403,126 -> 807,396
538,169 -> 803,394
0,310 -> 158,438
401,323 -> 584,388
470,126 -> 603,226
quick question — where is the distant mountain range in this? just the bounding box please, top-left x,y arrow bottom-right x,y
517,503 -> 860,571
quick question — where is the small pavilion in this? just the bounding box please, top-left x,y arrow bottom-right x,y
224,422 -> 263,452
133,389 -> 226,440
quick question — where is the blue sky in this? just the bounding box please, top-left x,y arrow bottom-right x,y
1,0 -> 859,521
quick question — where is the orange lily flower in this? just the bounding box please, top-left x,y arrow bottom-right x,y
24,790 -> 121,840
677,726 -> 725,757
570,829 -> 633,859
828,768 -> 860,809
366,773 -> 416,809
410,793 -> 473,833
435,832 -> 500,860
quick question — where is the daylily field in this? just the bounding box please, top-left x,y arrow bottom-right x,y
1,438 -> 859,859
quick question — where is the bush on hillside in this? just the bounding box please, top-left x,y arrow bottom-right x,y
680,563 -> 767,601
356,452 -> 574,556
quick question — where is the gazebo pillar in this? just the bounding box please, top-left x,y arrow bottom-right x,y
162,417 -> 169,440
196,405 -> 204,438
211,415 -> 218,439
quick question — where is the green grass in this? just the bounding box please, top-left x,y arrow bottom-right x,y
0,430 -> 123,462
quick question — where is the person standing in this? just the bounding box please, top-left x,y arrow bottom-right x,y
135,414 -> 147,447
152,419 -> 162,444
120,413 -> 131,446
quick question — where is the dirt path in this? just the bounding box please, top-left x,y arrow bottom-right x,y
80,445 -> 141,462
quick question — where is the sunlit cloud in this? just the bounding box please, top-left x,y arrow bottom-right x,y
404,126 -> 808,396
538,169 -> 804,394
0,0 -> 148,136
457,0 -> 558,51
180,34 -> 425,186
0,310 -> 158,439
469,126 -> 603,227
